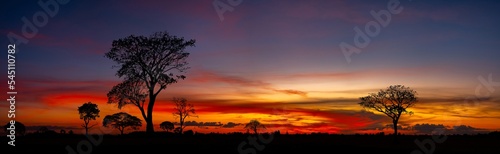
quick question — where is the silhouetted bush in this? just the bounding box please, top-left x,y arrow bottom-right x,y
183,130 -> 194,136
488,131 -> 500,136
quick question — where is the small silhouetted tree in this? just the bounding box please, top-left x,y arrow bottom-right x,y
245,120 -> 266,135
160,121 -> 174,132
105,31 -> 195,134
359,85 -> 418,140
274,130 -> 281,136
173,127 -> 182,134
78,102 -> 100,136
172,97 -> 197,134
3,121 -> 26,136
103,112 -> 142,135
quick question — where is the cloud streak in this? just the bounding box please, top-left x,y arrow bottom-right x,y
191,69 -> 308,97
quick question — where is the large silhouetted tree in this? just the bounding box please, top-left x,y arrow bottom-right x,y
359,85 -> 417,140
78,102 -> 100,136
103,112 -> 142,135
105,31 -> 195,133
3,121 -> 26,136
245,120 -> 266,135
160,121 -> 174,132
172,97 -> 197,134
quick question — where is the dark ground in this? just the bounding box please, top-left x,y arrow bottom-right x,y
2,132 -> 500,154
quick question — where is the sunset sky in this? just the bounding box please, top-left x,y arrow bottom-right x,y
1,0 -> 500,135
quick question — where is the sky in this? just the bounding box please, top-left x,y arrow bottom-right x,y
1,0 -> 500,135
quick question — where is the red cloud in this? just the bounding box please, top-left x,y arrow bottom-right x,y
149,98 -> 379,133
42,93 -> 108,106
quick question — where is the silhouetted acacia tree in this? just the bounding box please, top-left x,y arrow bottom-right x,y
3,121 -> 26,136
359,85 -> 417,139
103,112 -> 142,135
245,120 -> 266,135
105,31 -> 195,133
78,102 -> 100,136
172,97 -> 197,134
160,121 -> 174,132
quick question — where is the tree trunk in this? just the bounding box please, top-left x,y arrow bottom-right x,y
179,118 -> 184,134
84,121 -> 89,136
146,92 -> 156,134
139,107 -> 147,125
393,120 -> 398,143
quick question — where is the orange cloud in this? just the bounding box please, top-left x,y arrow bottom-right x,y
273,89 -> 308,97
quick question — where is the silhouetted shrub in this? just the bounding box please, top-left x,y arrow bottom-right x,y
488,131 -> 499,136
184,130 -> 194,136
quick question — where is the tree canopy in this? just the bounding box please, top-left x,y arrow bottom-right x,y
103,112 -> 142,135
160,121 -> 175,132
78,102 -> 100,136
245,119 -> 266,135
